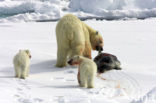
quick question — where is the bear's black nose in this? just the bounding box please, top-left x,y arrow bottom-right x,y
67,59 -> 73,65
96,46 -> 103,51
101,47 -> 103,51
29,55 -> 32,59
96,46 -> 99,51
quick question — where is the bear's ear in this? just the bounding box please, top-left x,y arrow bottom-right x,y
96,31 -> 98,35
25,50 -> 30,54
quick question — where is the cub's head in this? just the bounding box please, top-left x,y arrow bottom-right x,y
90,31 -> 104,52
67,55 -> 81,66
19,49 -> 31,59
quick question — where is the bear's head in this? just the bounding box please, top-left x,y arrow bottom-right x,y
90,31 -> 104,52
19,49 -> 31,59
25,50 -> 31,59
67,55 -> 81,66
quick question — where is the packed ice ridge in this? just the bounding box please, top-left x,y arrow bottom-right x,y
0,0 -> 156,22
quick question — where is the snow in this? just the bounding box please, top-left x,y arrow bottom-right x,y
69,0 -> 156,19
0,0 -> 62,22
0,18 -> 156,103
0,0 -> 156,22
132,87 -> 156,103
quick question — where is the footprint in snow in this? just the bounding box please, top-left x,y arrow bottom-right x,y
65,79 -> 76,82
14,94 -> 20,97
54,77 -> 64,80
34,98 -> 43,102
64,70 -> 75,74
14,79 -> 44,103
18,98 -> 32,103
53,76 -> 76,82
17,87 -> 23,91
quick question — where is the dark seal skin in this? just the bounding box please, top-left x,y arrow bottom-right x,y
94,53 -> 121,73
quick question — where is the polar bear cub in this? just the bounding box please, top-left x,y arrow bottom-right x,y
13,50 -> 31,79
68,55 -> 97,88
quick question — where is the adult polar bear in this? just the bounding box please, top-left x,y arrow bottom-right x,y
56,14 -> 104,67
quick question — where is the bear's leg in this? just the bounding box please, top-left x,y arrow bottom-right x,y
83,48 -> 91,59
71,45 -> 84,57
26,66 -> 30,77
83,42 -> 92,59
56,47 -> 68,67
80,79 -> 87,88
21,66 -> 27,79
80,73 -> 87,88
87,76 -> 94,88
77,67 -> 80,84
14,66 -> 20,78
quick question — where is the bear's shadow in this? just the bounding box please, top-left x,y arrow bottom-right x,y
30,59 -> 70,74
0,59 -> 71,78
40,85 -> 79,89
0,24 -> 12,27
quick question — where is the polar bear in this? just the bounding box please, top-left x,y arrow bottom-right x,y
68,55 -> 97,88
56,14 -> 104,67
13,50 -> 31,79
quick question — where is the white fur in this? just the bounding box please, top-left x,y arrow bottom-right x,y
13,50 -> 31,79
56,14 -> 103,67
71,55 -> 97,88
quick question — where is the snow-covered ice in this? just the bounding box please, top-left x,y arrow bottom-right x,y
0,18 -> 156,103
132,87 -> 156,103
0,0 -> 156,22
